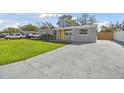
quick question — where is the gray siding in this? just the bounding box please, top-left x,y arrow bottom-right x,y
72,27 -> 97,43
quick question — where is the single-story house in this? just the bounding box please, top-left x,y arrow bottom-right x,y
54,24 -> 97,43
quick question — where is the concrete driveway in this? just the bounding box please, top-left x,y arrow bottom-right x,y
1,40 -> 124,79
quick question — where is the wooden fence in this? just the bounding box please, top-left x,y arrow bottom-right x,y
98,32 -> 114,40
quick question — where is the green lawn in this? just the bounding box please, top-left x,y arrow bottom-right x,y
0,39 -> 64,66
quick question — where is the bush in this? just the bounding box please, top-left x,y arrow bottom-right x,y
40,33 -> 55,40
100,27 -> 117,32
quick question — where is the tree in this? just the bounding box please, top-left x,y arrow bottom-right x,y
100,27 -> 117,32
120,21 -> 124,31
114,22 -> 122,31
100,23 -> 117,32
89,15 -> 96,25
2,27 -> 19,33
100,21 -> 124,32
57,15 -> 78,27
77,13 -> 96,25
37,21 -> 55,29
77,13 -> 88,25
19,23 -> 38,31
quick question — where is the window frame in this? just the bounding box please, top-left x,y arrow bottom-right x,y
79,29 -> 88,35
65,29 -> 72,36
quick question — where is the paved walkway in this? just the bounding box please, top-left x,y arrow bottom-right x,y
1,40 -> 124,79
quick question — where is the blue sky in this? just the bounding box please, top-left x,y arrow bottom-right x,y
0,13 -> 124,31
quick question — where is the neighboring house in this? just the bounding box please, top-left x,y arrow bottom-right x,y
55,24 -> 97,43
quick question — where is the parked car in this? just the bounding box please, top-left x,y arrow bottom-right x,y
27,33 -> 40,39
20,33 -> 26,38
0,34 -> 4,38
4,33 -> 26,39
0,33 -> 6,38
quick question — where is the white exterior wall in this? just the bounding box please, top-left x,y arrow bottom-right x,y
114,31 -> 124,42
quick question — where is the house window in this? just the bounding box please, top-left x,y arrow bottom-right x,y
65,31 -> 72,35
65,32 -> 69,35
65,29 -> 72,31
79,29 -> 88,35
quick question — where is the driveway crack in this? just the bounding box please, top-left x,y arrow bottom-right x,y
24,62 -> 48,76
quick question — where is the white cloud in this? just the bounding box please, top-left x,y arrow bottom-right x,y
71,17 -> 76,20
5,22 -> 20,28
0,20 -> 4,24
39,13 -> 62,18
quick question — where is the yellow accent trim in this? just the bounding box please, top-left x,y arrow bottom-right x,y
60,30 -> 64,40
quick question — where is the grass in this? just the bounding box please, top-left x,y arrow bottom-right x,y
0,39 -> 64,66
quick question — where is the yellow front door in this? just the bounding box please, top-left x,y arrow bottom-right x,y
60,30 -> 64,40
